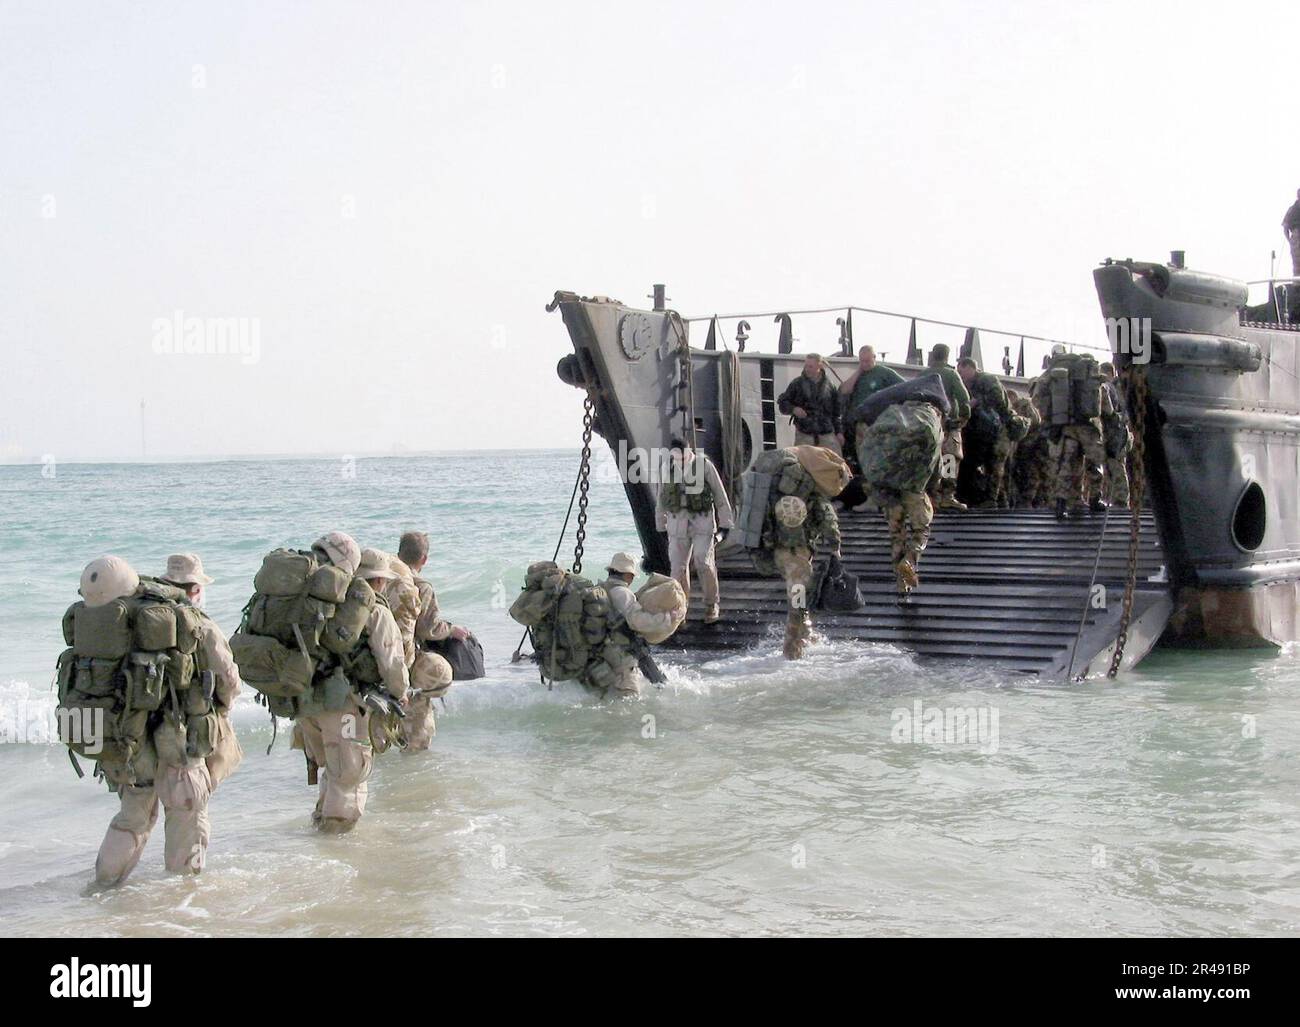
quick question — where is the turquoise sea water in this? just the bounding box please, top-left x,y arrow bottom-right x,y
0,452 -> 1297,936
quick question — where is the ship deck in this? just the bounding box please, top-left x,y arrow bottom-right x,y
666,507 -> 1172,678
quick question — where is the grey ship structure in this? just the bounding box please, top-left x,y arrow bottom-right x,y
549,258 -> 1298,677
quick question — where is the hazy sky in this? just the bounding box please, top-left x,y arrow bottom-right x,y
2,0 -> 1297,462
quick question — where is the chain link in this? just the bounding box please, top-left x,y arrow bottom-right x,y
572,394 -> 595,574
1108,364 -> 1149,678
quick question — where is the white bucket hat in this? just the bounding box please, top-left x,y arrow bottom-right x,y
357,548 -> 399,581
80,555 -> 140,608
606,552 -> 638,576
161,553 -> 213,586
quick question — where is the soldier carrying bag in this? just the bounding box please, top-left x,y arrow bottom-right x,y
816,565 -> 865,612
424,632 -> 485,680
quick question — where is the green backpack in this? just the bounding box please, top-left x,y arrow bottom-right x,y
55,577 -> 211,783
229,548 -> 375,717
508,560 -> 613,684
1044,353 -> 1103,425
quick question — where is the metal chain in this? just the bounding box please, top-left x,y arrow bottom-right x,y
1108,364 -> 1149,678
572,394 -> 595,574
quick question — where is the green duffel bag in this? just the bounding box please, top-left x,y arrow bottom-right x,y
228,631 -> 315,698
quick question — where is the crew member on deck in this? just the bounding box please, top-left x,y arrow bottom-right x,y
1284,188 -> 1300,276
778,353 -> 843,455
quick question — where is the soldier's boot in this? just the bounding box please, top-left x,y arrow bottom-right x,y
1055,499 -> 1069,521
703,604 -> 721,625
1089,498 -> 1108,513
783,612 -> 810,660
939,496 -> 968,511
895,559 -> 918,602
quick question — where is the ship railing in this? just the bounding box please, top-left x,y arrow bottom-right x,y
1244,277 -> 1300,328
681,303 -> 1109,378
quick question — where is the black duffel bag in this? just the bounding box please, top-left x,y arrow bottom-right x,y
816,567 -> 865,612
846,371 -> 951,430
425,633 -> 486,680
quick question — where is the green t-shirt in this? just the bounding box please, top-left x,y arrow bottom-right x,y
846,364 -> 905,415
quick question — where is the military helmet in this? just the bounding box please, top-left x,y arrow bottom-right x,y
313,531 -> 361,576
774,495 -> 808,528
80,555 -> 140,608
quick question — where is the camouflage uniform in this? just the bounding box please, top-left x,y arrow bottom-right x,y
857,400 -> 942,594
1100,380 -> 1131,506
1012,376 -> 1055,507
1104,452 -> 1131,506
1053,425 -> 1106,507
600,577 -> 677,697
97,613 -> 244,886
927,360 -> 971,507
761,490 -> 840,659
965,371 -> 1014,508
292,601 -> 409,831
402,573 -> 454,750
1006,392 -> 1042,507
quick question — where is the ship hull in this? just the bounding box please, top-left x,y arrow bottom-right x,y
1094,261 -> 1300,649
1163,583 -> 1300,649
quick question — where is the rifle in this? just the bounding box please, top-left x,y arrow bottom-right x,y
359,687 -> 406,720
631,635 -> 667,686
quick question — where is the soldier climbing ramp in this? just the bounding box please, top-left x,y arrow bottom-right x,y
668,506 -> 1172,679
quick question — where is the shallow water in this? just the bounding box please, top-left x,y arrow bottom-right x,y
1,453 -> 1297,936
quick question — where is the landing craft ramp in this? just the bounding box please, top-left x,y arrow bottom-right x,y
667,508 -> 1172,678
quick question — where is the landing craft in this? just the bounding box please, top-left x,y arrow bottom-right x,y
1095,256 -> 1300,647
548,256 -> 1300,678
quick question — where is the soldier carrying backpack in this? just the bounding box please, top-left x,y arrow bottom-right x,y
228,531 -> 409,833
57,554 -> 243,887
1037,346 -> 1109,518
735,446 -> 848,659
508,553 -> 683,697
1098,362 -> 1132,509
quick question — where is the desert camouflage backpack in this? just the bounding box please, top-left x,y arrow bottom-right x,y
55,577 -> 213,784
